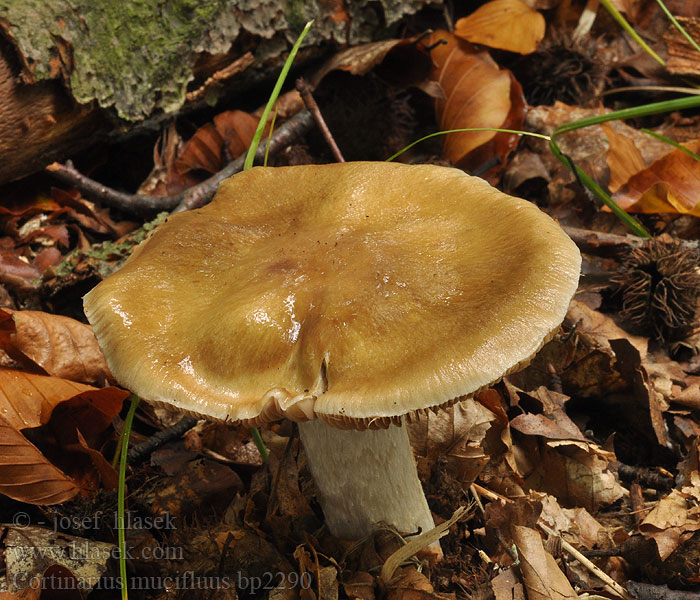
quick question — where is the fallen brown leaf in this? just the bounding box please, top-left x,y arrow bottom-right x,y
602,121 -> 646,193
454,0 -> 545,55
408,400 -> 496,486
511,525 -> 578,600
0,308 -> 112,385
0,412 -> 79,504
426,31 -> 522,172
639,471 -> 700,560
614,139 -> 700,215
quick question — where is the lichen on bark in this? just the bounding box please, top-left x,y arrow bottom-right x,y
0,0 -> 435,121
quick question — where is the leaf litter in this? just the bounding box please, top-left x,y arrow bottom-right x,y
2,1 -> 700,599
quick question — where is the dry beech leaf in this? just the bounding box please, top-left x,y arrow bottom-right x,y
407,400 -> 496,484
511,525 -> 579,600
426,31 -> 523,172
602,122 -> 646,193
566,299 -> 648,358
639,472 -> 700,560
0,413 -> 79,504
613,139 -> 700,214
175,110 -> 260,176
0,308 -> 112,385
491,567 -> 525,600
0,368 -> 127,431
455,0 -> 546,55
310,37 -> 430,88
514,433 -> 626,511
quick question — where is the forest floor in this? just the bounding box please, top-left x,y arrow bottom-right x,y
1,1 -> 700,599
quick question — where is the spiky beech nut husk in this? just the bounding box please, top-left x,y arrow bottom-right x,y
613,236 -> 700,342
511,28 -> 608,106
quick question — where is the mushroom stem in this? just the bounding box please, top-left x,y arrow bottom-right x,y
298,418 -> 435,541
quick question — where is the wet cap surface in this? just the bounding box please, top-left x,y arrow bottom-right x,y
84,162 -> 581,427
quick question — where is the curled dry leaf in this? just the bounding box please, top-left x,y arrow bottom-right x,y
613,139 -> 700,215
454,0 -> 546,55
175,110 -> 260,176
639,471 -> 700,560
0,308 -> 112,385
310,36 -> 430,88
602,122 -> 646,194
425,31 -> 524,172
511,525 -> 579,600
407,399 -> 496,485
0,412 -> 79,504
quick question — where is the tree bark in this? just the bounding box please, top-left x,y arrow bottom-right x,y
0,0 -> 437,184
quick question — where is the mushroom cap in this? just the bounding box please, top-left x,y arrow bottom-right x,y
84,162 -> 580,428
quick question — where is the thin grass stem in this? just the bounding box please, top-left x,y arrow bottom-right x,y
118,396 -> 140,600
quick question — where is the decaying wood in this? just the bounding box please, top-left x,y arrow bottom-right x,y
0,0 -> 436,185
0,42 -> 107,185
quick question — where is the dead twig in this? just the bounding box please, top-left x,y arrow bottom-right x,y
296,77 -> 345,163
186,53 -> 255,103
538,522 -> 634,600
127,415 -> 199,464
46,109 -> 315,215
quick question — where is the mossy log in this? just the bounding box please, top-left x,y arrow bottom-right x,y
0,0 -> 434,184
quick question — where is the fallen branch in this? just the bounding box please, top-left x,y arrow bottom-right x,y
46,109 -> 315,215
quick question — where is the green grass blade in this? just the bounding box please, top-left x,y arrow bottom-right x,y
118,395 -> 140,600
244,20 -> 313,171
385,128 -> 550,162
641,128 -> 700,161
263,108 -> 279,167
600,0 -> 665,67
553,95 -> 700,137
548,140 -> 651,238
655,0 -> 700,55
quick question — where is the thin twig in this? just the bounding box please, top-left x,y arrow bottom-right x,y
296,77 -> 345,162
127,415 -> 199,464
538,522 -> 634,600
46,109 -> 315,215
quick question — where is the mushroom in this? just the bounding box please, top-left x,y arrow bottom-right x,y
84,162 -> 580,542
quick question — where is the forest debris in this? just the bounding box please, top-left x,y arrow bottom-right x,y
538,493 -> 605,549
0,409 -> 80,503
425,30 -> 524,175
664,17 -> 700,76
454,0 -> 545,55
514,433 -> 626,511
0,308 -> 112,385
3,525 -> 114,595
567,299 -> 648,357
602,122 -> 646,194
511,525 -> 579,600
343,571 -> 375,600
139,458 -> 244,521
407,400 -> 496,485
46,109 -> 315,215
0,368 -> 124,430
639,472 -> 700,560
614,139 -> 700,215
492,568 -> 525,600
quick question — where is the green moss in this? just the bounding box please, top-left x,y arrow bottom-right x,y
53,212 -> 168,279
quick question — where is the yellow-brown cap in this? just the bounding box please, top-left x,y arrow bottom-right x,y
84,162 -> 580,428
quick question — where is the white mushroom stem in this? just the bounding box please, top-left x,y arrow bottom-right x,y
298,419 -> 436,541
